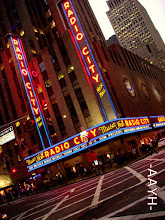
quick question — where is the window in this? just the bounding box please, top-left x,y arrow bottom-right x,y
8,149 -> 13,157
16,125 -> 22,135
30,133 -> 37,145
17,155 -> 22,162
38,59 -> 45,71
75,88 -> 91,121
52,103 -> 67,138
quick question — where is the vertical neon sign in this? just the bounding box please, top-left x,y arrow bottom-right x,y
8,34 -> 52,149
61,1 -> 118,121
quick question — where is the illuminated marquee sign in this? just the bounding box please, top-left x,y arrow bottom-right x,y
0,126 -> 15,145
61,1 -> 118,120
25,116 -> 153,171
8,35 -> 52,149
150,115 -> 165,128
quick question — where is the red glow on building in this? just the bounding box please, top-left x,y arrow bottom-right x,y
63,1 -> 100,85
13,38 -> 39,116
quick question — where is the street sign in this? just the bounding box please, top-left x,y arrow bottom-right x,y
0,126 -> 15,145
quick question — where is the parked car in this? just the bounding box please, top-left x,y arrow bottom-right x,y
157,138 -> 165,148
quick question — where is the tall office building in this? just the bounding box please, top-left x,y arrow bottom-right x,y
106,0 -> 165,70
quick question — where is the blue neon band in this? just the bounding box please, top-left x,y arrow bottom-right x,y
25,115 -> 151,160
17,38 -> 52,147
27,124 -> 152,171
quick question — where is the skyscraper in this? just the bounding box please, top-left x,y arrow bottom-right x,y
106,0 -> 165,70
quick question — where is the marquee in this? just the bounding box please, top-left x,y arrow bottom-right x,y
25,116 -> 165,172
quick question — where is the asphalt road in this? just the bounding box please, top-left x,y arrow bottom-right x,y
0,149 -> 165,220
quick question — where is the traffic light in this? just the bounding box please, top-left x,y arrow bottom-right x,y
12,169 -> 16,173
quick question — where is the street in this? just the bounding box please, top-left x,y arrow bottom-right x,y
0,149 -> 165,220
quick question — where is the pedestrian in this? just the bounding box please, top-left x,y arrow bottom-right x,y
84,167 -> 88,177
107,157 -> 112,169
25,185 -> 29,197
152,140 -> 158,154
99,160 -> 104,173
4,190 -> 10,204
132,148 -> 137,157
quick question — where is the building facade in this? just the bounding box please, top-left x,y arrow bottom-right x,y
0,0 -> 165,186
106,0 -> 165,70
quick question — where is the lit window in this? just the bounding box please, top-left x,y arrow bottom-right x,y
16,121 -> 20,127
39,29 -> 44,35
31,49 -> 37,54
0,64 -> 4,71
36,84 -> 42,94
50,21 -> 56,29
9,57 -> 13,63
26,115 -> 30,120
17,155 -> 22,162
67,65 -> 74,73
45,79 -> 52,87
57,71 -> 64,80
20,30 -> 25,36
46,9 -> 52,17
33,26 -> 38,32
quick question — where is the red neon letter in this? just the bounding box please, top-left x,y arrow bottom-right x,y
64,142 -> 70,149
74,137 -> 80,145
31,99 -> 36,106
22,69 -> 28,75
74,25 -> 79,32
92,74 -> 99,83
17,54 -> 23,60
90,129 -> 97,137
55,146 -> 60,153
87,57 -> 91,64
70,17 -> 76,25
76,33 -> 83,41
50,148 -> 55,156
44,151 -> 49,158
68,9 -> 74,18
32,71 -> 37,77
16,47 -> 21,53
13,39 -> 18,46
82,47 -> 89,56
20,61 -> 24,68
60,144 -> 64,151
33,108 -> 39,115
89,64 -> 95,73
26,82 -> 31,89
63,1 -> 70,10
29,91 -> 33,98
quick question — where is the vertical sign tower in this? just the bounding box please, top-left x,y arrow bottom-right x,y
61,0 -> 118,121
8,34 -> 52,149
